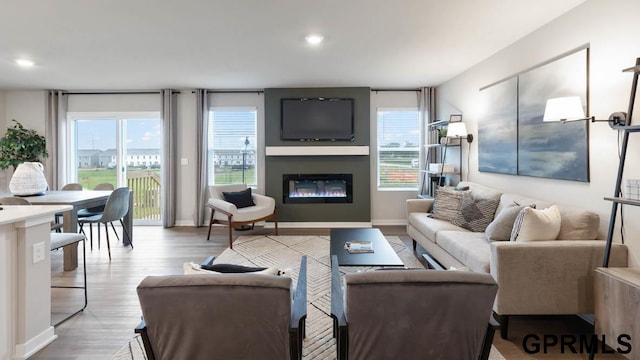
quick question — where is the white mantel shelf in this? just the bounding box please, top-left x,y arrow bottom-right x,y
266,146 -> 370,156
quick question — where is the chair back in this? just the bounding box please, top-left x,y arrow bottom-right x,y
209,183 -> 247,200
62,183 -> 83,191
94,183 -> 115,190
344,270 -> 498,360
0,197 -> 31,205
137,273 -> 293,359
101,187 -> 131,222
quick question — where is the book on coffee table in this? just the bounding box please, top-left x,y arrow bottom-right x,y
344,240 -> 374,253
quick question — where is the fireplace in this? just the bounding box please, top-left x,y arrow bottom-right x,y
283,174 -> 353,203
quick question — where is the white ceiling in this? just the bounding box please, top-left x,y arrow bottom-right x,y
0,0 -> 586,91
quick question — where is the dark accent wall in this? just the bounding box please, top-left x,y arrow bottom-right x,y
264,87 -> 371,222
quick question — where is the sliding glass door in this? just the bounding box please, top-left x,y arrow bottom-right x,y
69,112 -> 162,225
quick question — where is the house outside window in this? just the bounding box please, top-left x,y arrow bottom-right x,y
377,108 -> 420,190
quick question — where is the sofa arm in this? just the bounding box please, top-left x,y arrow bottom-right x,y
490,240 -> 627,315
406,198 -> 434,216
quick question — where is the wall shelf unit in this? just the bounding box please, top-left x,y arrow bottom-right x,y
595,57 -> 640,357
419,118 -> 464,198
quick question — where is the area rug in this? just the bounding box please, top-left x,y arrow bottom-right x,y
112,235 -> 505,360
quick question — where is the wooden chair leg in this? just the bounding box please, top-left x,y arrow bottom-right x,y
206,209 -> 215,241
228,224 -> 233,249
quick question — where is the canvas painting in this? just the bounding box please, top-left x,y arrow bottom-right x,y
517,49 -> 589,182
478,77 -> 518,175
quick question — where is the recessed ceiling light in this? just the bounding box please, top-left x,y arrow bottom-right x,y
305,34 -> 324,45
15,59 -> 35,68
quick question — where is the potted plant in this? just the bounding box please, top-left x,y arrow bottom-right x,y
0,120 -> 48,170
0,120 -> 49,195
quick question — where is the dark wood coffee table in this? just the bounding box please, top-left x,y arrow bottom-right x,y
330,228 -> 404,267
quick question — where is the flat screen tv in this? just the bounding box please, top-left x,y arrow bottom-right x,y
280,98 -> 354,141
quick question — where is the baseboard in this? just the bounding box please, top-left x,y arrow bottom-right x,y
371,219 -> 407,226
175,220 -> 195,227
15,326 -> 57,359
264,222 -> 372,228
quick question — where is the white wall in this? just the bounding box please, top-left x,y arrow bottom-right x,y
370,91 -> 419,225
436,0 -> 640,266
1,91 -> 47,191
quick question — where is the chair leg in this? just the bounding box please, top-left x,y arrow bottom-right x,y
120,219 -> 133,249
105,223 -> 111,261
110,221 -> 120,243
412,239 -> 417,251
206,209 -> 215,241
228,224 -> 233,249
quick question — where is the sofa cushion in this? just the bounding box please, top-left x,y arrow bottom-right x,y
436,231 -> 491,273
495,193 -> 553,220
452,192 -> 500,232
485,203 -> 535,241
457,181 -> 503,201
431,187 -> 467,222
408,212 -> 468,244
510,205 -> 561,242
557,207 -> 599,240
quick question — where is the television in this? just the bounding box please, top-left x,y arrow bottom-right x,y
280,98 -> 355,141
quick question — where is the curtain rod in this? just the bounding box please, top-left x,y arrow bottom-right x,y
62,91 -> 164,95
371,88 -> 421,92
192,90 -> 264,94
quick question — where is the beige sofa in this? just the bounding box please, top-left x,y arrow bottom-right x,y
406,181 -> 628,338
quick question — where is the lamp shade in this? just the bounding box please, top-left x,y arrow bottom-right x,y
543,96 -> 586,122
446,122 -> 468,137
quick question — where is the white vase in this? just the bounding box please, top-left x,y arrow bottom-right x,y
9,162 -> 49,196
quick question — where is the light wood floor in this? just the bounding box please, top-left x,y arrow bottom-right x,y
32,225 -> 624,360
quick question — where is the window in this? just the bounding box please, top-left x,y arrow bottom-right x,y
377,109 -> 420,190
208,108 -> 257,186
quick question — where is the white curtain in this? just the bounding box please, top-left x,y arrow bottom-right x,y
45,90 -> 68,190
417,87 -> 436,197
161,90 -> 178,227
194,89 -> 209,227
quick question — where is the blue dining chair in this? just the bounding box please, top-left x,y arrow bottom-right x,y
78,187 -> 132,260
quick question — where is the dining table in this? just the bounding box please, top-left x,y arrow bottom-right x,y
0,190 -> 133,270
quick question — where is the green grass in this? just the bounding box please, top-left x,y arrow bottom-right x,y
77,169 -> 118,189
213,168 -> 257,186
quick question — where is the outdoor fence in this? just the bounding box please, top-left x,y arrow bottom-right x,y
127,171 -> 161,220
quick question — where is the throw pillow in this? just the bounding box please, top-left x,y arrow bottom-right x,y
222,188 -> 255,208
485,203 -> 536,241
431,186 -> 467,223
510,205 -> 562,242
182,262 -> 281,276
452,192 -> 499,232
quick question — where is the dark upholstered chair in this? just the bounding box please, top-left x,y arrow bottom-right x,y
330,255 -> 498,360
135,256 -> 307,360
206,183 -> 278,248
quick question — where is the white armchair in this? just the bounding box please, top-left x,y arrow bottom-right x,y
206,184 -> 278,248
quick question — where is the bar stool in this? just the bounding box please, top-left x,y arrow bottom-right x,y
50,232 -> 87,326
